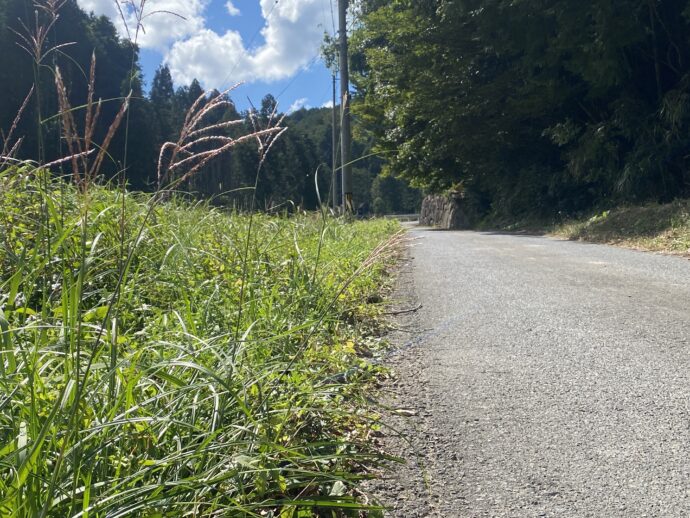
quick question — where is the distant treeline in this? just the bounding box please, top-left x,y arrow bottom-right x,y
0,0 -> 419,213
353,0 -> 690,219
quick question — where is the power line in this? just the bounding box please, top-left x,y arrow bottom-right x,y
329,0 -> 337,37
274,54 -> 322,102
213,0 -> 337,113
272,0 -> 336,103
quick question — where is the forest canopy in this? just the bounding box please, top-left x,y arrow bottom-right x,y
352,0 -> 690,219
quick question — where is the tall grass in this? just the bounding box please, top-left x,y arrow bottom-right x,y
0,2 -> 403,514
0,169 -> 400,516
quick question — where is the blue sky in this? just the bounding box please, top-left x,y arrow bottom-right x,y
77,0 -> 338,112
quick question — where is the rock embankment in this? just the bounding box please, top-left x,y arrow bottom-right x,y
419,193 -> 472,229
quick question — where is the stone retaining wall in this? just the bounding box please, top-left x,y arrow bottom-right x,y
419,193 -> 473,229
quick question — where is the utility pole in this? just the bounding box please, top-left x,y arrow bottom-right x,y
338,0 -> 353,213
332,74 -> 339,211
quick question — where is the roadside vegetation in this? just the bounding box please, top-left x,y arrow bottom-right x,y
552,201 -> 690,255
0,167 -> 400,515
352,1 -> 690,222
480,200 -> 690,256
0,0 -> 419,215
0,1 -> 405,513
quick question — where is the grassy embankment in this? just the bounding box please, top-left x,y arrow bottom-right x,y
0,167 -> 400,516
551,200 -> 690,255
486,200 -> 690,255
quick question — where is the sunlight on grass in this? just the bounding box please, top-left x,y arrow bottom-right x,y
552,200 -> 690,254
0,166 -> 400,516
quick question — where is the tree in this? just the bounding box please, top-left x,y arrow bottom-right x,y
352,0 -> 690,219
0,0 -> 135,175
117,67 -> 159,189
150,65 -> 176,145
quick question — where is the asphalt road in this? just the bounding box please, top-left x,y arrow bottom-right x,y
375,229 -> 690,517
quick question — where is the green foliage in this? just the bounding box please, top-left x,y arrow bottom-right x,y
352,0 -> 690,219
554,200 -> 690,253
285,106 -> 421,214
150,65 -> 177,146
0,0 -> 135,174
0,167 -> 399,515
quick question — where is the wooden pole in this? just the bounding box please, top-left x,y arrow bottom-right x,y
332,74 -> 339,211
338,0 -> 353,213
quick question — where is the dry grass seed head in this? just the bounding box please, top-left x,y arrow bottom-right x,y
176,128 -> 284,186
54,55 -> 130,188
157,85 -> 285,189
54,66 -> 82,182
1,86 -> 34,162
89,93 -> 130,178
14,2 -> 74,65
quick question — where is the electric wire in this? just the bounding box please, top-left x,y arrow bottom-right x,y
272,0 -> 339,108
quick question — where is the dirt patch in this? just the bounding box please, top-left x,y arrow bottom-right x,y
364,250 -> 446,517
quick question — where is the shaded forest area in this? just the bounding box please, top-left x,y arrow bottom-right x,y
0,0 -> 419,213
352,0 -> 690,220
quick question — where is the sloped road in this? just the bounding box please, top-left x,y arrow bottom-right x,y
375,229 -> 690,517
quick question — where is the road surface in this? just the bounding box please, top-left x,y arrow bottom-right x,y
372,229 -> 690,517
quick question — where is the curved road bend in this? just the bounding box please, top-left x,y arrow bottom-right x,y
379,228 -> 690,517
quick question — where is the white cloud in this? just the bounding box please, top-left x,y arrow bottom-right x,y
251,0 -> 326,80
321,100 -> 334,108
288,97 -> 309,113
76,0 -> 119,19
77,0 -> 209,52
134,1 -> 208,51
167,0 -> 328,89
77,0 -> 330,89
167,29 -> 252,85
225,1 -> 240,16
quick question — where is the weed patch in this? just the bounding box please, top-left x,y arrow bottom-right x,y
553,200 -> 690,254
0,167 -> 400,516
